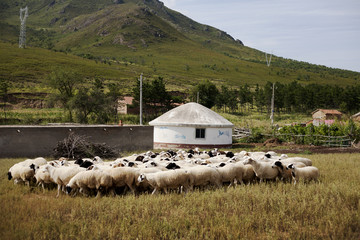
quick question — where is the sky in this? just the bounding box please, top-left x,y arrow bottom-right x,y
161,0 -> 360,72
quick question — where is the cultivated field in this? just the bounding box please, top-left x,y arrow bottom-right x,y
1,153 -> 359,240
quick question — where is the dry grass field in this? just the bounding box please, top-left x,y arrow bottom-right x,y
1,153 -> 359,240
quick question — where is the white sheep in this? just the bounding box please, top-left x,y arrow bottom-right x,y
66,168 -> 113,197
137,169 -> 191,195
34,164 -> 54,191
134,167 -> 164,192
243,157 -> 279,183
186,166 -> 222,190
44,165 -> 86,197
242,164 -> 256,184
287,164 -> 319,185
8,162 -> 37,186
215,162 -> 248,188
108,167 -> 139,194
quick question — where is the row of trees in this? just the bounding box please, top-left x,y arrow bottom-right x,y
190,80 -> 360,115
2,69 -> 360,124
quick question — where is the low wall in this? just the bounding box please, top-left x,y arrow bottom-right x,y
0,125 -> 153,158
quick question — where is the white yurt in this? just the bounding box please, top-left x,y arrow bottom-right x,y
149,102 -> 234,149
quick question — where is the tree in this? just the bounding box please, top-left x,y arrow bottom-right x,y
216,85 -> 230,112
72,78 -> 122,124
132,76 -> 174,115
191,80 -> 219,109
47,68 -> 83,122
0,78 -> 10,123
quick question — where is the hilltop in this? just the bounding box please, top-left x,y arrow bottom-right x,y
1,0 -> 359,95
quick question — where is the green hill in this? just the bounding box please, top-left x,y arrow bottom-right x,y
1,0 -> 359,95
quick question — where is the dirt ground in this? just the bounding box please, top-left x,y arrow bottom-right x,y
233,141 -> 360,154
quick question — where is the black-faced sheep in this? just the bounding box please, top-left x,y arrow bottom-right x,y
66,169 -> 113,197
287,164 -> 319,185
44,165 -> 85,197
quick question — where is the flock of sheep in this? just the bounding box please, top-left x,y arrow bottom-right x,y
7,148 -> 320,197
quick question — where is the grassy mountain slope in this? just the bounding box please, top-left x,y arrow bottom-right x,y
1,0 -> 359,95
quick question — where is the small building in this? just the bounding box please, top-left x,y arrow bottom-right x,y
312,109 -> 342,126
117,96 -> 134,115
351,112 -> 360,122
149,102 -> 234,149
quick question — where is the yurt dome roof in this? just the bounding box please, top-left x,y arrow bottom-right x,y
149,102 -> 234,128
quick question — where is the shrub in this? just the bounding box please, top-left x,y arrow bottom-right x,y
53,133 -> 118,159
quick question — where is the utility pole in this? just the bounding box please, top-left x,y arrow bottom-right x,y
266,51 -> 275,127
197,91 -> 199,103
139,73 -> 143,125
270,82 -> 275,126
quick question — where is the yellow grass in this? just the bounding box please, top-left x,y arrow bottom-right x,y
1,154 -> 359,239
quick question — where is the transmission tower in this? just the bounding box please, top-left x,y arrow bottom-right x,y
265,52 -> 272,67
19,6 -> 29,48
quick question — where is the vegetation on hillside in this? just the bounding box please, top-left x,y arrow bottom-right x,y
1,0 -> 359,96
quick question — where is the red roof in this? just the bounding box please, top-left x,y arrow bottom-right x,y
119,96 -> 133,105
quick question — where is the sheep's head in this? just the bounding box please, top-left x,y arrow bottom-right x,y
264,153 -> 272,158
7,172 -> 12,180
65,186 -> 72,194
226,151 -> 234,158
273,161 -> 283,169
135,156 -> 145,162
128,162 -> 137,167
75,159 -> 84,165
286,164 -> 294,170
243,157 -> 253,165
217,163 -> 226,168
80,161 -> 93,168
30,164 -> 36,172
165,162 -> 180,170
138,174 -> 146,183
61,160 -> 69,166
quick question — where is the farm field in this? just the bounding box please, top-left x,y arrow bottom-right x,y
1,153 -> 359,239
